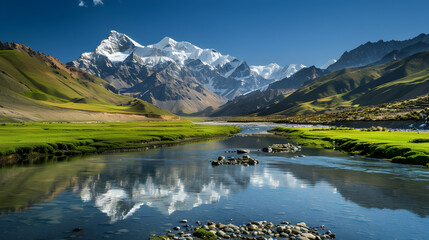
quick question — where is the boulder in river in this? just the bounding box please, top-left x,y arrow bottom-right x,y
237,149 -> 250,154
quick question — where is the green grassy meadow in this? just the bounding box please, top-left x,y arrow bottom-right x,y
259,50 -> 429,116
271,127 -> 429,166
0,121 -> 240,165
0,49 -> 172,119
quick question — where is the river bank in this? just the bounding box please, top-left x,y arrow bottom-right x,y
271,127 -> 429,166
1,124 -> 429,240
0,121 -> 240,166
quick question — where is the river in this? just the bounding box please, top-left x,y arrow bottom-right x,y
0,123 -> 428,239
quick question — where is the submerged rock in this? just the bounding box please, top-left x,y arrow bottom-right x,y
237,149 -> 250,154
211,155 -> 259,167
262,143 -> 301,153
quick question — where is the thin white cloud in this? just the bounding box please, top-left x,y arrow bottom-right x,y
78,0 -> 86,7
93,0 -> 104,6
78,0 -> 104,7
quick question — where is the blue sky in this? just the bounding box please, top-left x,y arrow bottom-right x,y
1,0 -> 429,67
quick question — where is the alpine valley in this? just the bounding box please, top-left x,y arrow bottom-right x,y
213,33 -> 429,117
70,31 -> 305,114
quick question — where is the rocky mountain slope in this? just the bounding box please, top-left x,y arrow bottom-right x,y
268,66 -> 327,90
211,66 -> 325,116
0,41 -> 173,122
259,50 -> 429,116
70,31 -> 304,114
327,33 -> 429,72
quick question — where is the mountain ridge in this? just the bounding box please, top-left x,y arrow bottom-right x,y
70,31 -> 304,114
259,50 -> 429,116
327,33 -> 429,72
0,41 -> 174,122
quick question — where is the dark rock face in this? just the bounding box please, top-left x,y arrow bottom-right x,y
210,89 -> 291,117
268,66 -> 326,90
371,41 -> 429,66
327,33 -> 429,72
210,66 -> 325,117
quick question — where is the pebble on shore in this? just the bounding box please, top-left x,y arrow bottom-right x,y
151,220 -> 336,240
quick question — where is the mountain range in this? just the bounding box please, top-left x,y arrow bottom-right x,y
1,32 -> 429,120
212,33 -> 429,117
70,31 -> 305,114
258,49 -> 429,116
327,33 -> 429,72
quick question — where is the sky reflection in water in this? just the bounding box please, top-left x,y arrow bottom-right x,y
0,124 -> 428,240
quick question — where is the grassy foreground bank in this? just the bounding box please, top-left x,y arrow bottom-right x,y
271,127 -> 429,166
0,121 -> 240,166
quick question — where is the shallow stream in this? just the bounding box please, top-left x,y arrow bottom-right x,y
0,123 -> 428,239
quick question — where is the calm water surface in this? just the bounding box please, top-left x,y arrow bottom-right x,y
0,124 -> 429,240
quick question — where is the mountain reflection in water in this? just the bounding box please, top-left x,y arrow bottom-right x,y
1,134 -> 429,227
75,157 -> 314,222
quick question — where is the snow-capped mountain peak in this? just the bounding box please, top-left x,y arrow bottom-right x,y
282,64 -> 306,77
71,30 -> 307,113
250,63 -> 281,79
149,36 -> 178,49
93,30 -> 143,62
249,63 -> 306,81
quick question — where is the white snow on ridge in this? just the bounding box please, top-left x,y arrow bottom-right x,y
250,63 -> 282,79
75,30 -> 309,98
94,30 -> 144,62
282,64 -> 306,78
90,31 -> 238,69
320,59 -> 336,69
250,63 -> 306,81
83,30 -> 306,81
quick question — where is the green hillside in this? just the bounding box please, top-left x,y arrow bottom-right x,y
259,50 -> 429,116
0,43 -> 172,121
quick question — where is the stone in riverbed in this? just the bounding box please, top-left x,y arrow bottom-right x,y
167,233 -> 175,237
295,236 -> 310,240
301,233 -> 316,240
248,224 -> 258,231
217,223 -> 227,229
253,221 -> 264,226
208,225 -> 216,230
237,149 -> 250,154
296,222 -> 307,227
180,219 -> 188,223
217,230 -> 227,237
262,147 -> 272,152
280,232 -> 289,238
173,226 -> 180,231
224,227 -> 234,233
